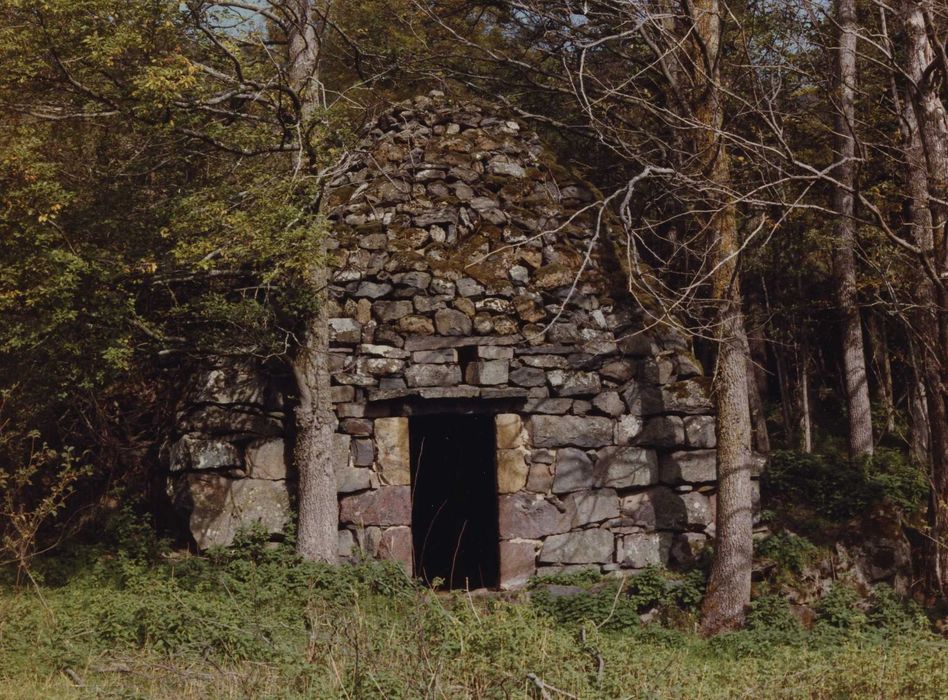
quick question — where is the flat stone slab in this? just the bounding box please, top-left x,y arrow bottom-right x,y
539,529 -> 614,564
531,415 -> 614,448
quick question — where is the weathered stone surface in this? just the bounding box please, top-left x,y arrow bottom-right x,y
340,418 -> 373,436
189,363 -> 274,407
465,359 -> 509,385
500,540 -> 538,590
552,448 -> 596,493
566,489 -> 619,527
539,529 -> 614,564
498,493 -> 569,539
352,438 -> 374,467
333,433 -> 352,472
356,356 -> 406,377
339,486 -> 411,526
637,416 -> 686,447
531,415 -> 614,448
169,435 -> 240,473
656,379 -> 713,415
660,450 -> 716,484
375,417 -> 410,485
398,315 -> 435,334
641,357 -> 675,384
174,475 -> 290,550
509,366 -> 548,388
180,406 -> 282,437
592,391 -> 624,417
495,414 -> 525,449
522,397 -> 573,414
358,344 -> 410,359
681,491 -> 712,527
377,526 -> 413,573
597,447 -> 659,488
549,370 -> 601,397
617,532 -> 670,568
373,300 -> 413,321
434,308 -> 472,335
669,532 -> 708,567
405,363 -> 462,387
600,359 -> 636,383
615,415 -> 643,444
338,529 -> 356,558
684,415 -> 716,448
354,281 -> 393,298
245,439 -> 286,480
497,447 -> 529,493
412,348 -> 456,364
337,466 -> 374,493
526,461 -> 555,492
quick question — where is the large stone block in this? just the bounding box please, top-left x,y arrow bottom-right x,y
169,435 -> 241,473
637,416 -> 686,447
592,391 -> 625,417
620,487 -> 688,530
373,300 -> 413,321
531,415 -> 614,448
681,491 -> 713,527
565,489 -> 619,527
339,486 -> 411,526
174,475 -> 290,550
245,438 -> 286,480
596,447 -> 659,488
495,413 -> 525,449
465,359 -> 509,385
617,532 -> 670,569
189,363 -> 275,407
660,450 -> 717,484
500,540 -> 539,590
405,364 -> 462,388
329,317 -> 362,343
375,417 -> 410,485
509,366 -> 547,387
656,379 -> 713,415
337,466 -> 374,494
497,447 -> 529,493
552,448 -> 597,493
539,529 -> 614,565
548,370 -> 602,397
377,526 -> 413,573
498,493 -> 570,539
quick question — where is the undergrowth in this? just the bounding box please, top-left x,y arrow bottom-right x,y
0,521 -> 946,699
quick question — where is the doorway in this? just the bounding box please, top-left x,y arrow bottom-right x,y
409,414 -> 499,589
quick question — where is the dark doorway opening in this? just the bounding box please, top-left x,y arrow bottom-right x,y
409,414 -> 499,589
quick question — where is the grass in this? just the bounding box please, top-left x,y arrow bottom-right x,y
1,531 -> 946,699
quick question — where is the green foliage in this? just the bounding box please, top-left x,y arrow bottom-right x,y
755,532 -> 820,581
866,584 -> 929,633
815,584 -> 867,631
763,448 -> 927,522
529,567 -> 705,633
746,595 -> 802,634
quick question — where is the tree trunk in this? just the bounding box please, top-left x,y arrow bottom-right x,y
286,0 -> 338,563
688,0 -> 754,636
833,0 -> 874,459
798,337 -> 813,454
867,312 -> 895,435
900,0 -> 948,593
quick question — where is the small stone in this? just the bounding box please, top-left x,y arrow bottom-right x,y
354,281 -> 393,299
352,439 -> 374,467
615,415 -> 643,444
477,346 -> 514,360
684,415 -> 716,448
340,418 -> 373,436
434,308 -> 473,335
488,159 -> 526,178
456,277 -> 485,297
329,318 -> 362,343
592,391 -> 625,416
373,300 -> 413,321
454,297 -> 476,317
398,315 -> 435,334
682,491 -> 712,527
548,370 -> 601,397
412,348 -> 457,363
526,461 -> 554,492
509,265 -> 529,284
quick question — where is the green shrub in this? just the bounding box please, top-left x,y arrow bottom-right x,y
816,584 -> 866,630
866,584 -> 929,633
755,532 -> 820,578
763,448 -> 927,522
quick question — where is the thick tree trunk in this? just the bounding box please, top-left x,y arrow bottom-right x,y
833,0 -> 874,459
900,0 -> 948,593
286,0 -> 338,563
688,0 -> 754,636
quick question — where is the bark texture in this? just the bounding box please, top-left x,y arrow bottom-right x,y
900,0 -> 948,592
689,0 -> 754,636
286,0 -> 338,563
833,0 -> 874,459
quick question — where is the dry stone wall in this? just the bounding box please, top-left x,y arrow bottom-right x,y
164,92 -> 760,587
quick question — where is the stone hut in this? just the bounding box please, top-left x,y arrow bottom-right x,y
168,92 -> 738,590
